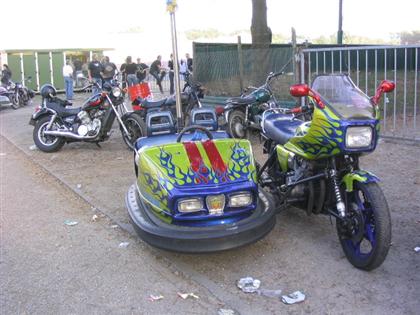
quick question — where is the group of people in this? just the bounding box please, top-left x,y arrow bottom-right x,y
120,53 -> 193,94
62,53 -> 193,100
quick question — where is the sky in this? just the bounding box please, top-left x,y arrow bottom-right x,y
1,0 -> 419,63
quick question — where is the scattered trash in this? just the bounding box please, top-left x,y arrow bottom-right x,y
218,309 -> 238,315
111,225 -> 119,229
0,153 -> 6,156
177,292 -> 199,299
118,242 -> 130,248
91,214 -> 99,222
116,157 -> 124,160
76,184 -> 82,189
64,220 -> 78,226
414,247 -> 420,252
237,277 -> 261,293
148,294 -> 164,302
256,289 -> 282,298
29,144 -> 38,151
281,291 -> 306,305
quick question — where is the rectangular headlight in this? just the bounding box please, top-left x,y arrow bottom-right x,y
228,192 -> 253,207
178,198 -> 203,213
346,126 -> 372,148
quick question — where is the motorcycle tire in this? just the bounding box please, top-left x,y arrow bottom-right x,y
120,112 -> 146,151
336,182 -> 391,271
10,95 -> 19,110
227,109 -> 247,139
33,116 -> 65,153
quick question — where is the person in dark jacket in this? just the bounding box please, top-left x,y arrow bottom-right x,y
150,55 -> 166,94
136,58 -> 149,83
1,64 -> 12,85
186,53 -> 193,72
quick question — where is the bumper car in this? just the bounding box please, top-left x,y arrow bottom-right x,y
126,108 -> 276,252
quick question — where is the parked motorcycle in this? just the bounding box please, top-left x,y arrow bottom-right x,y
258,73 -> 394,270
224,71 -> 287,139
2,77 -> 35,108
29,80 -> 145,152
131,70 -> 205,125
0,85 -> 17,109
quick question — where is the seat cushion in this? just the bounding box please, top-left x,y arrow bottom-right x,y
135,131 -> 229,150
227,95 -> 256,105
141,98 -> 169,109
263,113 -> 303,145
47,102 -> 81,117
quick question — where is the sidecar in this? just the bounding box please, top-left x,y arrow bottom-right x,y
125,108 -> 276,252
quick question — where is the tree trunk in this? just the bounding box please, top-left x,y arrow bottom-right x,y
250,0 -> 272,85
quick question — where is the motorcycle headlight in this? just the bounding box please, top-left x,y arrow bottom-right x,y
346,126 -> 373,148
178,198 -> 203,213
112,87 -> 122,98
228,192 -> 253,207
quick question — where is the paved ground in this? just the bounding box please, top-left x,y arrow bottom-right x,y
1,96 -> 419,314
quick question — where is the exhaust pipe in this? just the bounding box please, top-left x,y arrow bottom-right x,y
43,130 -> 97,140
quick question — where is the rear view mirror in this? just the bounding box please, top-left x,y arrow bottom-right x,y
379,80 -> 395,93
290,84 -> 310,97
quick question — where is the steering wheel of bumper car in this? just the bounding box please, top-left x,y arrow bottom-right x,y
176,125 -> 214,142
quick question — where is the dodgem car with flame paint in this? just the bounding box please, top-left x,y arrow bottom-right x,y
125,108 -> 276,252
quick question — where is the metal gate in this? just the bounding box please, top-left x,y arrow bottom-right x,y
299,45 -> 420,141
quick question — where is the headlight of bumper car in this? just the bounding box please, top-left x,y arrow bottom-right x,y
178,198 -> 204,213
228,192 -> 253,207
346,126 -> 372,148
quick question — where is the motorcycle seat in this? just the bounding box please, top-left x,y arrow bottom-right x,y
263,113 -> 303,145
47,102 -> 81,117
227,95 -> 256,105
140,98 -> 171,109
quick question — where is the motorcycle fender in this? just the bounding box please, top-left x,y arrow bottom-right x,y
224,104 -> 243,122
29,108 -> 53,125
342,170 -> 379,192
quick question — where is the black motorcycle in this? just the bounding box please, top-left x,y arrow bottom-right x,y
131,70 -> 205,125
224,71 -> 290,139
29,80 -> 145,152
2,77 -> 35,108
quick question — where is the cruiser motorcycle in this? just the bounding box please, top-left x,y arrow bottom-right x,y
259,74 -> 394,270
29,81 -> 145,152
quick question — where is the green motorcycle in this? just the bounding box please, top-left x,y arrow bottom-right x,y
259,74 -> 395,270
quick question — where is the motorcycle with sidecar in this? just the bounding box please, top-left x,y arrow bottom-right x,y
126,73 -> 394,270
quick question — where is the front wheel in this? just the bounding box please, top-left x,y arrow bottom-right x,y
336,182 -> 391,271
227,109 -> 246,139
120,113 -> 146,150
33,116 -> 65,152
10,94 -> 19,109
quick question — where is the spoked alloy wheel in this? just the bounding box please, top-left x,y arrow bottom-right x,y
33,116 -> 65,152
336,182 -> 391,271
227,110 -> 246,139
121,113 -> 146,150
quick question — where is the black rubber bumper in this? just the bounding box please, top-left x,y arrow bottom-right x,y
125,184 -> 276,253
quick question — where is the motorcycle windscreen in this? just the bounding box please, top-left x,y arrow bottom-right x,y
312,74 -> 374,120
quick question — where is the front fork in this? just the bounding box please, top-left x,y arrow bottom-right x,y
330,158 -> 346,218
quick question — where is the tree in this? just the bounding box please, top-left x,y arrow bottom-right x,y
250,0 -> 272,84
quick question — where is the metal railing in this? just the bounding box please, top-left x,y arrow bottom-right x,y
299,45 -> 420,141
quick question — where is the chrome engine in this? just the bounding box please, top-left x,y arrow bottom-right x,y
286,156 -> 312,198
76,110 -> 104,137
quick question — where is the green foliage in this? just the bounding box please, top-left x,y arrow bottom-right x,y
396,30 -> 420,44
185,28 -> 224,40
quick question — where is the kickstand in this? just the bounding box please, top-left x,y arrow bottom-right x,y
95,142 -> 102,148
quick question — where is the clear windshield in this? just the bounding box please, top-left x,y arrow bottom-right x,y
311,74 -> 374,119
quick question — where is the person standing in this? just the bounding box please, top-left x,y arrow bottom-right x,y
186,53 -> 193,72
1,64 -> 12,85
150,55 -> 166,94
168,54 -> 175,95
101,56 -> 117,85
136,58 -> 149,83
88,54 -> 103,94
62,60 -> 74,100
122,56 -> 138,87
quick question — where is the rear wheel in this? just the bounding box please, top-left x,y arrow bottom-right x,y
227,109 -> 246,138
121,113 -> 146,150
33,116 -> 65,152
336,182 -> 391,271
